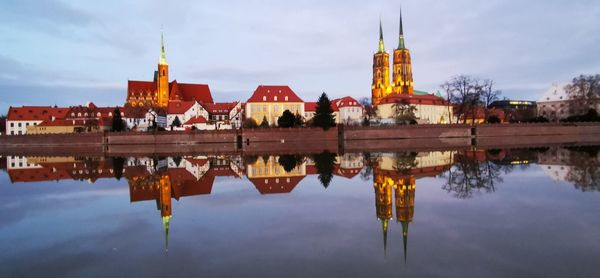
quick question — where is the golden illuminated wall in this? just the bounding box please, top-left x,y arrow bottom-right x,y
392,48 -> 414,95
246,156 -> 306,179
159,175 -> 172,218
245,103 -> 304,126
157,64 -> 169,108
372,52 -> 392,105
394,176 -> 415,223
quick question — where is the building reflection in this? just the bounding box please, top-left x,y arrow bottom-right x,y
371,151 -> 454,262
3,145 -> 599,255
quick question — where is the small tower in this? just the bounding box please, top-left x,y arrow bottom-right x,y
157,32 -> 170,108
392,7 -> 414,95
159,175 -> 172,252
372,19 -> 392,105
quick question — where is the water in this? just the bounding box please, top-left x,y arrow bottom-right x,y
0,147 -> 599,277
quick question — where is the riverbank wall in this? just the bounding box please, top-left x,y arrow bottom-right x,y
2,123 -> 600,155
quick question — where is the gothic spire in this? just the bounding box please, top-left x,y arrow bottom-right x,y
159,32 -> 168,65
382,218 -> 389,257
401,220 -> 409,264
398,6 -> 406,49
163,215 -> 170,253
378,18 -> 386,53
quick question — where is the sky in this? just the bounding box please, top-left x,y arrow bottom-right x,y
1,0 -> 600,113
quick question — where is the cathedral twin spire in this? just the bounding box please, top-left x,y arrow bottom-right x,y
377,7 -> 406,53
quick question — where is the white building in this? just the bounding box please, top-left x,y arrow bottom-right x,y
304,96 -> 364,125
6,106 -> 69,135
166,101 -> 210,131
376,91 -> 454,124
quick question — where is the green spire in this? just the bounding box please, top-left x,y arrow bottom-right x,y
162,215 -> 170,253
398,6 -> 406,49
381,218 -> 389,257
378,18 -> 386,53
159,32 -> 168,65
401,220 -> 409,264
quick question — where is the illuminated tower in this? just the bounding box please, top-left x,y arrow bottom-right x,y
392,7 -> 414,95
374,171 -> 393,255
158,174 -> 172,252
394,176 -> 415,264
157,32 -> 170,108
371,20 -> 392,105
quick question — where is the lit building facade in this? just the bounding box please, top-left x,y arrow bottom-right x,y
245,85 -> 305,126
371,8 -> 452,124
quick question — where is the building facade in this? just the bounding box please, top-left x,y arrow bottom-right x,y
245,85 -> 304,126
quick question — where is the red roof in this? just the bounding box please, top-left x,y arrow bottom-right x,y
127,80 -> 157,98
249,176 -> 304,194
7,106 -> 69,121
184,116 -> 208,125
247,85 -> 303,103
203,102 -> 239,115
333,96 -> 362,108
170,80 -> 213,103
379,93 -> 450,106
305,102 -> 317,112
304,101 -> 338,112
167,101 -> 196,114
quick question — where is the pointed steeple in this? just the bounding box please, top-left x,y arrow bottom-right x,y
159,32 -> 168,65
162,215 -> 170,253
381,218 -> 389,256
401,220 -> 409,264
378,18 -> 386,53
398,6 -> 406,49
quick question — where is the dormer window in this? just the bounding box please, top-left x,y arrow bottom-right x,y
285,96 -> 288,101
274,96 -> 278,101
263,96 -> 267,101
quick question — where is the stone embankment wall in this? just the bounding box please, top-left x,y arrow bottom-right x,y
241,128 -> 339,154
343,124 -> 471,140
0,133 -> 103,146
106,130 -> 237,145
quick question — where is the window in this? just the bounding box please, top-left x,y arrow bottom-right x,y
262,96 -> 267,101
274,96 -> 278,101
285,96 -> 289,101
10,123 -> 14,127
18,123 -> 21,127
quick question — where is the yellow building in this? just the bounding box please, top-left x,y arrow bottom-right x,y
371,20 -> 392,106
392,8 -> 414,95
245,85 -> 305,126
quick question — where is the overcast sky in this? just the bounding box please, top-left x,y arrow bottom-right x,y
1,0 -> 599,113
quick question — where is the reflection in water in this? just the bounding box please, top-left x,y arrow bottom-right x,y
2,146 -> 600,261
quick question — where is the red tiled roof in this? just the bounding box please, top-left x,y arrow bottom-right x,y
122,105 -> 147,118
167,101 -> 196,114
305,102 -> 317,112
184,116 -> 208,125
333,96 -> 362,108
247,85 -> 303,103
249,176 -> 304,194
203,102 -> 239,115
304,101 -> 338,112
170,80 -> 213,103
379,93 -> 450,106
7,106 -> 69,121
127,80 -> 157,97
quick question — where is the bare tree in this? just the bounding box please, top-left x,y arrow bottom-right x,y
479,79 -> 502,120
359,97 -> 379,125
565,74 -> 600,115
441,75 -> 480,124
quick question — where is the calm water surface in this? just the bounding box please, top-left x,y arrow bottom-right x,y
0,147 -> 599,277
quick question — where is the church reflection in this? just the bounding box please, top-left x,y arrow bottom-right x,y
2,145 -> 599,257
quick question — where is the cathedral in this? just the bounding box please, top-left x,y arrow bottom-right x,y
372,8 -> 413,106
372,8 -> 453,124
126,33 -> 214,109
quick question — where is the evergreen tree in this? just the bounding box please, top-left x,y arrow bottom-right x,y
171,116 -> 182,130
111,108 -> 125,132
294,113 -> 304,127
112,157 -> 125,180
259,116 -> 270,128
312,92 -> 336,130
313,151 -> 336,188
277,110 -> 296,127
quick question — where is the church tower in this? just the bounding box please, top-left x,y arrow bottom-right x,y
371,20 -> 392,105
394,176 -> 415,264
157,32 -> 170,108
392,7 -> 414,95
